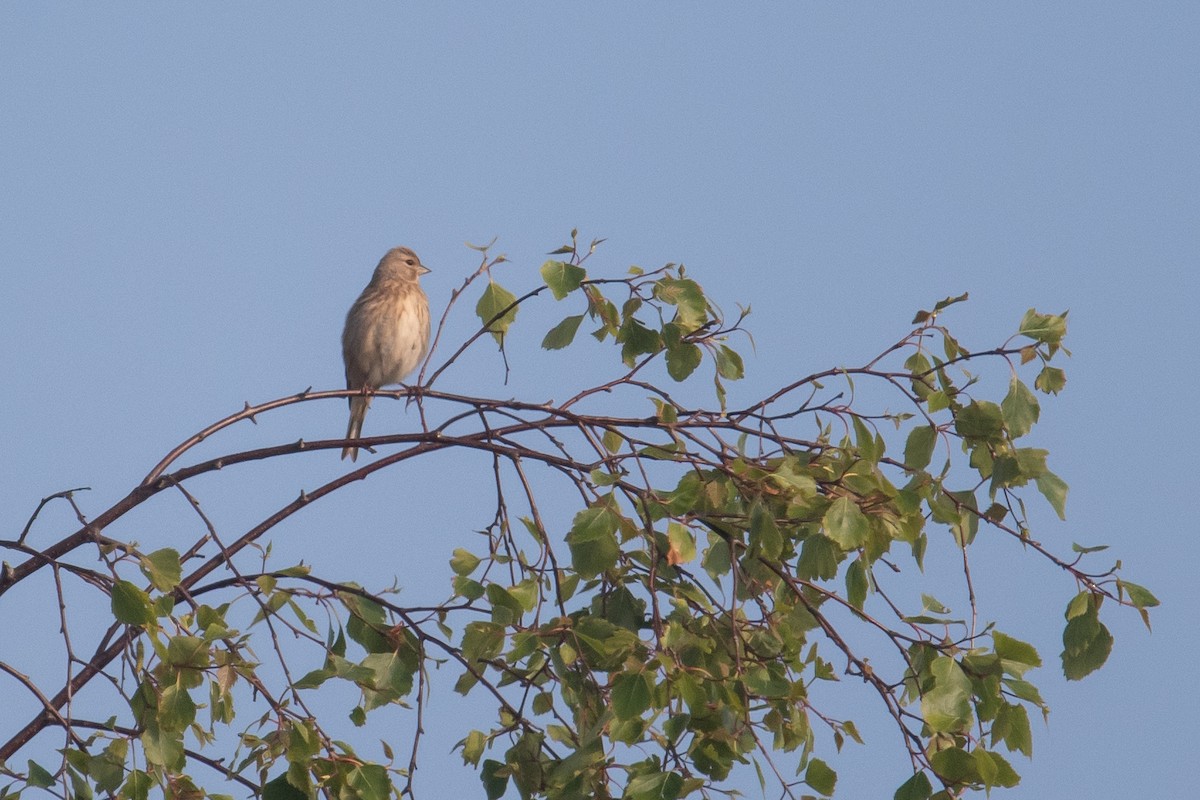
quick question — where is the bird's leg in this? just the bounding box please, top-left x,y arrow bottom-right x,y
400,381 -> 422,408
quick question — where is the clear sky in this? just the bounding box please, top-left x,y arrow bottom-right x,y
1,4 -> 1195,798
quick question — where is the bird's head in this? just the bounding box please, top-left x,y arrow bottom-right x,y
374,246 -> 431,282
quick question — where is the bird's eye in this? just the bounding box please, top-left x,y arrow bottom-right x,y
406,259 -> 415,265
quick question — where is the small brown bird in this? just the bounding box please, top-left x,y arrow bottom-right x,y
341,246 -> 432,461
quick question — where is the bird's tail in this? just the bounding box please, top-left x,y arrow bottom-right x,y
341,395 -> 370,461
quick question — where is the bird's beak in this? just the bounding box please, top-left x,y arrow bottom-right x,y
419,265 -> 432,275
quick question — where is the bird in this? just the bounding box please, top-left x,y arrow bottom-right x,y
341,246 -> 432,461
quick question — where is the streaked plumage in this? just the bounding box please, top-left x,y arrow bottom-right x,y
341,246 -> 431,461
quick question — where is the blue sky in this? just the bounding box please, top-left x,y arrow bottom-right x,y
1,5 -> 1196,798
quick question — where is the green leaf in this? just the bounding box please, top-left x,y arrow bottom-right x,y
653,277 -> 708,331
362,650 -> 418,705
651,398 -> 678,424
744,664 -> 790,697
589,289 -> 621,340
625,771 -> 684,800
621,317 -> 665,365
508,579 -> 539,612
797,535 -> 839,580
461,730 -> 487,766
1001,378 -> 1040,439
935,292 -> 969,311
975,749 -> 1021,788
294,668 -> 333,690
111,580 -> 156,625
72,767 -> 96,800
846,558 -> 869,610
922,657 -> 973,733
974,747 -> 998,787
689,734 -> 736,780
263,773 -> 309,800
121,770 -> 153,800
1036,471 -> 1069,520
993,702 -> 1033,758
1065,591 -> 1092,620
666,342 -> 703,381
343,605 -> 390,656
166,634 -> 209,669
453,576 -> 485,601
749,501 -> 783,560
141,722 -> 185,771
906,352 -> 934,399
955,401 -> 1005,442
330,659 -> 374,687
611,672 -> 653,720
565,506 -> 620,578
450,548 -> 482,576
456,623 -> 499,666
139,548 -> 182,592
805,758 -> 837,796
929,747 -> 977,784
1061,605 -> 1114,680
573,615 -> 640,671
702,536 -> 731,579
542,314 -> 584,350
1018,308 -> 1067,345
1034,366 -> 1067,394
993,631 -> 1042,668
26,760 -> 55,789
715,345 -> 744,380
914,292 -> 969,320
345,764 -> 391,800
481,759 -> 509,800
92,739 -> 128,793
894,771 -> 932,800
665,472 -> 702,515
823,496 -> 869,550
518,516 -> 546,544
769,456 -> 818,495
853,416 -> 884,463
158,685 -> 196,732
1012,448 -> 1048,480
476,281 -> 519,344
667,522 -> 697,565
525,692 -> 552,715
486,583 -> 525,625
1119,581 -> 1160,609
904,425 -> 937,470
540,259 -> 586,300
989,455 -> 1020,489
921,594 -> 950,618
